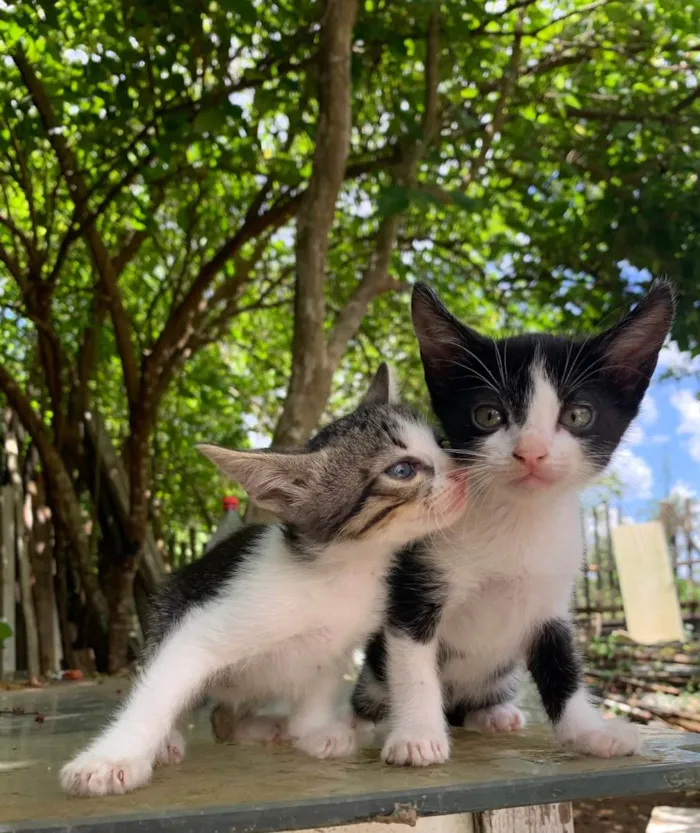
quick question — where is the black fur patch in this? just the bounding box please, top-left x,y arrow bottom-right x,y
351,667 -> 390,723
527,618 -> 582,724
363,631 -> 388,683
386,541 -> 447,643
145,525 -> 267,650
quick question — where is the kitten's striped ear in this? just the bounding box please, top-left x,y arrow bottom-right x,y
360,362 -> 399,406
196,444 -> 322,518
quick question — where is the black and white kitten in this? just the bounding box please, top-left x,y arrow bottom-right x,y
352,282 -> 674,766
61,364 -> 467,796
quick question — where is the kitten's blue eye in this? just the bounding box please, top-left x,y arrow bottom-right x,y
385,461 -> 417,480
560,403 -> 595,431
472,405 -> 506,431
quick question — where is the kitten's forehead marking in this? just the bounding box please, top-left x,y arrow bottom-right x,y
526,361 -> 561,436
399,417 -> 444,467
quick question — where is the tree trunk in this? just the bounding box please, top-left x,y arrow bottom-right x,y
0,426 -> 17,678
105,560 -> 136,674
53,523 -> 74,671
0,362 -> 110,638
27,480 -> 59,676
271,0 -> 358,449
272,11 -> 440,448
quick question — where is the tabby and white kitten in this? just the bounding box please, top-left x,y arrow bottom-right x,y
353,282 -> 674,766
61,364 -> 467,796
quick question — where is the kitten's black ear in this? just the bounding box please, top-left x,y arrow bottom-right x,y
597,279 -> 675,393
411,283 -> 483,370
360,362 -> 399,406
196,444 -> 322,519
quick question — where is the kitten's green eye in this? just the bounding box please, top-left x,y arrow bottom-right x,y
385,461 -> 417,480
560,404 -> 595,431
472,405 -> 506,431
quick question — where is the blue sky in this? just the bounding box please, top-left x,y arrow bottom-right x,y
603,341 -> 700,518
596,263 -> 700,517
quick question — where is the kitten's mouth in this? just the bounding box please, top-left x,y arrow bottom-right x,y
514,471 -> 555,488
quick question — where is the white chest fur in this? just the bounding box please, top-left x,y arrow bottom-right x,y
436,492 -> 583,676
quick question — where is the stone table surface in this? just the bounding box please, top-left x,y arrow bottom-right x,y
1,680 -> 699,833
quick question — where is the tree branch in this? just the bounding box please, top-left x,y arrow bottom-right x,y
13,46 -> 141,407
466,11 -> 524,185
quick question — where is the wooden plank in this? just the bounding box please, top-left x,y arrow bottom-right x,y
1,680 -> 700,833
612,521 -> 685,644
647,806 -> 700,832
281,816 -> 474,833
474,804 -> 573,833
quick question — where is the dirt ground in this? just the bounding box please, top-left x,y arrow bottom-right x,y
573,790 -> 700,833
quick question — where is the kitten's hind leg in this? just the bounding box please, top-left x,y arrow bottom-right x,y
210,702 -> 287,744
288,666 -> 356,760
528,618 -> 639,758
209,685 -> 287,744
465,702 -> 526,733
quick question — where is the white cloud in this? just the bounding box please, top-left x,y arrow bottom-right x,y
649,434 -> 671,445
670,480 -> 697,501
670,389 -> 700,462
622,393 -> 656,447
624,422 -> 645,446
606,448 -> 654,499
639,393 -> 658,425
658,341 -> 700,375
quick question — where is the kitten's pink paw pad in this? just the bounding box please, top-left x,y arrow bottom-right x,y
469,703 -> 526,733
566,719 -> 640,758
233,716 -> 287,745
382,727 -> 450,767
155,729 -> 185,765
293,723 -> 357,759
60,753 -> 152,796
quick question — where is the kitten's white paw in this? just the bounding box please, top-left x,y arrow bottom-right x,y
293,722 -> 357,759
467,703 -> 526,734
60,751 -> 153,796
382,726 -> 450,767
155,729 -> 186,766
232,716 -> 287,744
564,719 -> 640,758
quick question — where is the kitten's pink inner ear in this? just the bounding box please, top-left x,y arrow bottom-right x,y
411,286 -> 462,362
602,285 -> 674,375
411,285 -> 483,366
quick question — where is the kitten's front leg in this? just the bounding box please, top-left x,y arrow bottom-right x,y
61,621 -> 222,797
382,633 -> 449,767
288,665 -> 356,759
527,618 -> 639,758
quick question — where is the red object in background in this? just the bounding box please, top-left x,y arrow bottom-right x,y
205,495 -> 243,553
62,669 -> 83,681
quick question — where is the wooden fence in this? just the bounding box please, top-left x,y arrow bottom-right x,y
576,499 -> 700,632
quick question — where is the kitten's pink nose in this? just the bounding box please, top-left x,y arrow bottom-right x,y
513,438 -> 549,468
